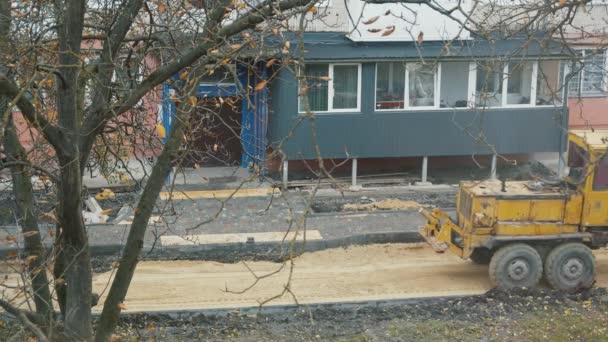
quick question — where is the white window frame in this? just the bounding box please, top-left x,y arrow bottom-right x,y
565,48 -> 607,98
298,63 -> 362,114
473,61 -> 539,109
533,60 -> 564,107
374,61 -> 440,112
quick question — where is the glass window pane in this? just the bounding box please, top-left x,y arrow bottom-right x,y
537,60 -> 563,105
565,49 -> 606,97
475,61 -> 503,107
408,63 -> 435,107
564,60 -> 581,96
581,49 -> 605,95
507,62 -> 533,105
593,155 -> 608,191
376,62 -> 405,110
333,65 -> 359,109
299,64 -> 329,112
567,141 -> 589,185
440,62 -> 470,108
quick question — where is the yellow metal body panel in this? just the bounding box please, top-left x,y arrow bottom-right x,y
493,223 -> 579,236
564,194 -> 584,224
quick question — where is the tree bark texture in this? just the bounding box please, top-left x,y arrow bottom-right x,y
3,115 -> 54,322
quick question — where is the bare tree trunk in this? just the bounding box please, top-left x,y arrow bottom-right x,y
53,231 -> 67,317
57,160 -> 92,340
0,0 -> 53,326
54,1 -> 91,339
3,114 -> 53,323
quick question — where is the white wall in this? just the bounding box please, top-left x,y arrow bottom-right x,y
346,0 -> 472,41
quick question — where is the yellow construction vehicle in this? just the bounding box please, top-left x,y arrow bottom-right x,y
420,130 -> 608,291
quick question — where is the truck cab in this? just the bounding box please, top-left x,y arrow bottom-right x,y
568,130 -> 608,228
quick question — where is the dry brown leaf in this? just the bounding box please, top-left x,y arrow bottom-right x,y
5,251 -> 17,259
308,6 -> 317,13
188,96 -> 198,106
363,16 -> 380,25
254,80 -> 267,91
22,231 -> 39,238
382,26 -> 395,36
158,3 -> 166,12
266,59 -> 277,68
40,212 -> 57,222
156,124 -> 166,138
100,209 -> 112,215
367,28 -> 382,33
416,32 -> 424,45
384,9 -> 391,15
25,255 -> 38,263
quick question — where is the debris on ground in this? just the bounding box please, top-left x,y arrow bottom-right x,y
343,198 -> 420,211
95,188 -> 116,200
312,192 -> 453,213
83,197 -> 110,224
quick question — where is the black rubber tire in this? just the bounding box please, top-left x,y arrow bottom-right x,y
489,243 -> 543,289
544,242 -> 595,292
469,248 -> 492,265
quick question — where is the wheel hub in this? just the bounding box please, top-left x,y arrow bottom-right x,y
508,259 -> 530,281
561,258 -> 584,281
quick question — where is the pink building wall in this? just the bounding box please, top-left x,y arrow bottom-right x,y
569,97 -> 608,129
10,40 -> 163,163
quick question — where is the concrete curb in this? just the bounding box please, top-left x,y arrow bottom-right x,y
111,294 -> 468,318
0,231 -> 424,262
144,231 -> 424,262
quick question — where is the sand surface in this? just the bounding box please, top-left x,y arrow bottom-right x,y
92,244 -> 608,312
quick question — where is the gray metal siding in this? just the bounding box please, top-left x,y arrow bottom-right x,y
267,63 -> 565,160
288,33 -> 568,61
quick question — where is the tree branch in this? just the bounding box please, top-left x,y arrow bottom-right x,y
78,0 -> 311,170
0,75 -> 64,152
0,299 -> 46,327
17,311 -> 49,342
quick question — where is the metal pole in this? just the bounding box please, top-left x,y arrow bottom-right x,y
421,156 -> 428,183
352,158 -> 358,187
558,62 -> 574,178
282,160 -> 288,189
490,154 -> 497,180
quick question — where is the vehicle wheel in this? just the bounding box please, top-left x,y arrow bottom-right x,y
489,243 -> 543,289
544,243 -> 595,292
469,248 -> 492,265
